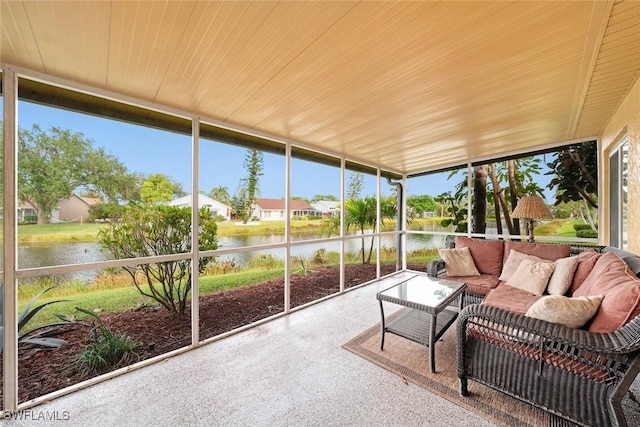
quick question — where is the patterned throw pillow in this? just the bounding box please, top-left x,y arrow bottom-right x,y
499,249 -> 545,282
506,259 -> 556,296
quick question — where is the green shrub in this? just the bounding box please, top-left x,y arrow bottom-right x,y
312,248 -> 329,265
248,254 -> 284,270
23,215 -> 37,224
206,258 -> 239,274
576,229 -> 598,238
573,223 -> 594,231
76,307 -> 138,375
89,202 -> 125,222
98,204 -> 218,317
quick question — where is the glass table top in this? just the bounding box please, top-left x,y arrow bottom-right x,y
377,273 -> 465,309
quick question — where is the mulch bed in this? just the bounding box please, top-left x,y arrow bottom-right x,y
1,263 -> 422,404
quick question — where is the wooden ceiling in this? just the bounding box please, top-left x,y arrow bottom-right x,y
2,1 -> 640,175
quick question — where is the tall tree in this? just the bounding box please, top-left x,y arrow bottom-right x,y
236,149 -> 264,223
437,158 -> 544,237
311,194 -> 338,203
546,142 -> 597,208
346,197 -> 378,264
472,165 -> 487,233
347,172 -> 364,200
488,158 -> 545,236
321,195 -> 395,264
406,194 -> 437,219
139,173 -> 179,204
17,125 -> 135,223
546,142 -> 598,231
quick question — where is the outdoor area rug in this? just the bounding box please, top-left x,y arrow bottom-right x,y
342,308 -> 561,427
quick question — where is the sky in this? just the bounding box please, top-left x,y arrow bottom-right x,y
16,100 -> 554,202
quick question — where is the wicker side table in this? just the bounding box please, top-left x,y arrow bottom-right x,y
377,272 -> 465,373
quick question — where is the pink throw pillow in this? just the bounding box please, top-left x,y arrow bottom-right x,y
573,252 -> 621,297
586,263 -> 640,332
569,250 -> 602,295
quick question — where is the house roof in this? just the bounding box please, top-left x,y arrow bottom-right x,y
169,194 -> 231,209
255,198 -> 314,211
2,1 -> 640,174
76,196 -> 102,206
313,201 -> 341,210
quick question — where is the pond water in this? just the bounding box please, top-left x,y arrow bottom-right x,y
4,225 -> 451,283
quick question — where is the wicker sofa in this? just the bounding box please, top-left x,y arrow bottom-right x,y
426,237 -> 640,427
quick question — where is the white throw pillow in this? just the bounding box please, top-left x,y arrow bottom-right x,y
499,249 -> 545,282
438,247 -> 480,276
525,295 -> 604,328
506,259 -> 556,295
547,256 -> 580,295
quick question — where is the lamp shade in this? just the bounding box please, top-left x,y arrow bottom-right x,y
511,195 -> 553,220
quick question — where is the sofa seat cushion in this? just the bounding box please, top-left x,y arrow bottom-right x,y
455,236 -> 504,276
443,274 -> 499,297
504,241 -> 570,262
483,284 -> 542,315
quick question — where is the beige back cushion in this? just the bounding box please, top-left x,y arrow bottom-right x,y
438,247 -> 480,276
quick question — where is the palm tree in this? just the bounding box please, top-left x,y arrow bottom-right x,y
346,197 -> 378,264
321,195 -> 396,264
209,186 -> 231,205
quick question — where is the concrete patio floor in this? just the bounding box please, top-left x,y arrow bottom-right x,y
6,271 -> 498,426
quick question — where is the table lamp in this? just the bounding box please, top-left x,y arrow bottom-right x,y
511,195 -> 553,243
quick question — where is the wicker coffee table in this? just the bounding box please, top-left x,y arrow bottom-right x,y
376,272 -> 466,373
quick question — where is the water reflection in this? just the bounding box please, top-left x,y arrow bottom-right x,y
16,242 -> 109,269
4,231 -> 448,283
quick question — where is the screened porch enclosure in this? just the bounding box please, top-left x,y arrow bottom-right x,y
1,0 -> 640,416
0,73 -> 601,410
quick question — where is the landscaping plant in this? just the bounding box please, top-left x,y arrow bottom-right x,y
75,307 -> 139,375
98,204 -> 218,317
1,285 -> 73,351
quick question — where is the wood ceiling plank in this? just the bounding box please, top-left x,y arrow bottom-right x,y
234,0 -> 590,150
18,1 -> 111,84
107,1 -> 196,99
1,0 -> 638,175
576,0 -> 640,136
0,1 -> 43,71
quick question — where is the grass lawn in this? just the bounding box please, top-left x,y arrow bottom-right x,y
13,220 -> 329,243
12,218 -> 409,243
20,268 -> 287,329
16,223 -> 107,243
546,219 -> 583,237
